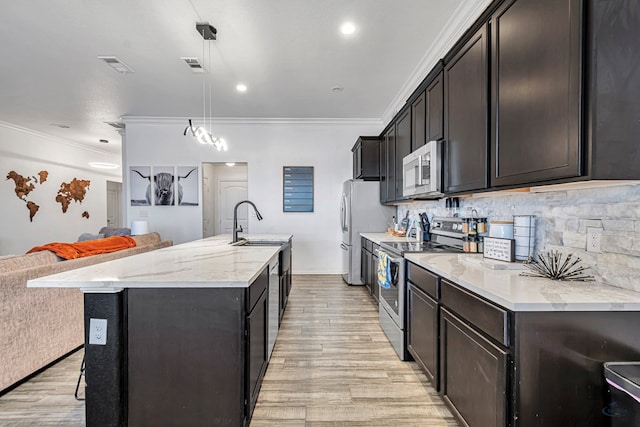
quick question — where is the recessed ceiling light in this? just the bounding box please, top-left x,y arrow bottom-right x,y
332,86 -> 344,92
88,162 -> 119,170
226,162 -> 236,167
236,83 -> 247,93
340,22 -> 356,35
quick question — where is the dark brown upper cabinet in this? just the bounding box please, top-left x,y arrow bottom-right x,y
412,64 -> 444,151
395,106 -> 412,202
586,0 -> 640,180
352,136 -> 380,181
444,24 -> 489,194
490,0 -> 582,188
426,70 -> 444,142
411,91 -> 426,151
380,125 -> 396,204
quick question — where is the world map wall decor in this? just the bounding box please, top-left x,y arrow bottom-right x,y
6,170 -> 91,222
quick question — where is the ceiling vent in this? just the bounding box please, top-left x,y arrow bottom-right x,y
104,121 -> 125,130
180,57 -> 207,73
98,56 -> 135,74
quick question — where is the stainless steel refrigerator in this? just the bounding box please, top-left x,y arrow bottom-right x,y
340,179 -> 395,285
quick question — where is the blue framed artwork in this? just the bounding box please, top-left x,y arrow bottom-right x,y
283,166 -> 314,212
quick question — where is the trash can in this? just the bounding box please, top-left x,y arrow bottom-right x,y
604,362 -> 640,426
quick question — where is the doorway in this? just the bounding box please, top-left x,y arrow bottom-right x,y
202,163 -> 248,238
106,181 -> 122,228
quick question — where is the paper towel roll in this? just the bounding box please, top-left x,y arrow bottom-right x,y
131,220 -> 150,235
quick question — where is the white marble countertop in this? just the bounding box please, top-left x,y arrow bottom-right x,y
360,232 -> 416,245
28,234 -> 292,293
405,253 -> 640,312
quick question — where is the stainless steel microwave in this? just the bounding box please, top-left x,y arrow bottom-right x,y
402,140 -> 443,199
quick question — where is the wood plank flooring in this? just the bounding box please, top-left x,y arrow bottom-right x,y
252,275 -> 457,426
0,275 -> 457,426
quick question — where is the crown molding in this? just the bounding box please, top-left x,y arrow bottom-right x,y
122,116 -> 384,127
381,0 -> 493,125
0,121 -> 116,157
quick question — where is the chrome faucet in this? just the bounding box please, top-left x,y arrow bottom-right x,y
233,200 -> 263,243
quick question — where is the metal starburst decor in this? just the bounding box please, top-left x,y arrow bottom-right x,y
520,250 -> 595,281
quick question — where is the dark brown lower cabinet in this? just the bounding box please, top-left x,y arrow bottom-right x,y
440,308 -> 509,427
246,286 -> 268,420
370,245 -> 379,303
432,275 -> 640,427
407,284 -> 439,387
125,267 -> 269,427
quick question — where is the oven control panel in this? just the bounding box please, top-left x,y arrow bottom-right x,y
430,217 -> 465,237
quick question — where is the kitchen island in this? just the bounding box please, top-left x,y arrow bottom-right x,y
28,234 -> 293,427
404,252 -> 640,427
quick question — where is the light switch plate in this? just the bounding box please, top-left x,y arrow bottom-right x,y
89,318 -> 107,345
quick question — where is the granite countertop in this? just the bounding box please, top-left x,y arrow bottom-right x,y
360,232 -> 416,245
405,253 -> 640,312
28,234 -> 292,293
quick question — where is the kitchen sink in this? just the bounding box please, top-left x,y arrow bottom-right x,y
230,239 -> 284,247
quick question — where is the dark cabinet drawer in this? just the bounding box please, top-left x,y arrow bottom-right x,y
407,262 -> 439,299
441,279 -> 509,346
361,237 -> 373,252
247,266 -> 268,312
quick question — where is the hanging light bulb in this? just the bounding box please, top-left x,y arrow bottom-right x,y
184,22 -> 229,151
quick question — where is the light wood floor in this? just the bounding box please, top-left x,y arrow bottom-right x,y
0,275 -> 457,426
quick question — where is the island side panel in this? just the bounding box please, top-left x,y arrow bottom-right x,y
514,311 -> 640,427
127,288 -> 245,426
84,292 -> 127,427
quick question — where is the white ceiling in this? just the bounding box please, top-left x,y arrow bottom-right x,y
0,0 -> 489,154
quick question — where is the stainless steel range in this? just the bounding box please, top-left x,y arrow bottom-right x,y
377,217 -> 464,360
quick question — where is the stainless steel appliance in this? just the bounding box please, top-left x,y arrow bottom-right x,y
402,140 -> 443,199
377,217 -> 464,360
340,179 -> 395,285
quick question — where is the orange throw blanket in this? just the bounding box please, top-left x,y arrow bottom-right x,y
27,236 -> 137,260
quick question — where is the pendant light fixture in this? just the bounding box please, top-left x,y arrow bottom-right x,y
184,22 -> 228,151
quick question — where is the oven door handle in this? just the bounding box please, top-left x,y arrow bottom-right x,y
375,249 -> 403,264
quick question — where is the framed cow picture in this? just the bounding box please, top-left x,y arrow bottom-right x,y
130,166 -> 151,206
177,166 -> 198,206
152,166 -> 176,206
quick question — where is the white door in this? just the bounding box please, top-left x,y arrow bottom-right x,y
202,175 -> 214,237
106,181 -> 122,228
218,181 -> 249,235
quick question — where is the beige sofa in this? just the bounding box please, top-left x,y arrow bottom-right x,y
0,232 -> 172,393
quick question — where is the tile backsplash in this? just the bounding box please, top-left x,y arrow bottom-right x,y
399,183 -> 640,292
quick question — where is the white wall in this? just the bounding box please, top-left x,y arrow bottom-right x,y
123,118 -> 383,273
0,122 -> 122,255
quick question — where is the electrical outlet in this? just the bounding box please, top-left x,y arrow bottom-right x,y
89,318 -> 107,345
586,227 -> 602,253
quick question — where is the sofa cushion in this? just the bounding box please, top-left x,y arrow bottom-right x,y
99,227 -> 131,237
0,251 -> 60,274
77,233 -> 106,242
